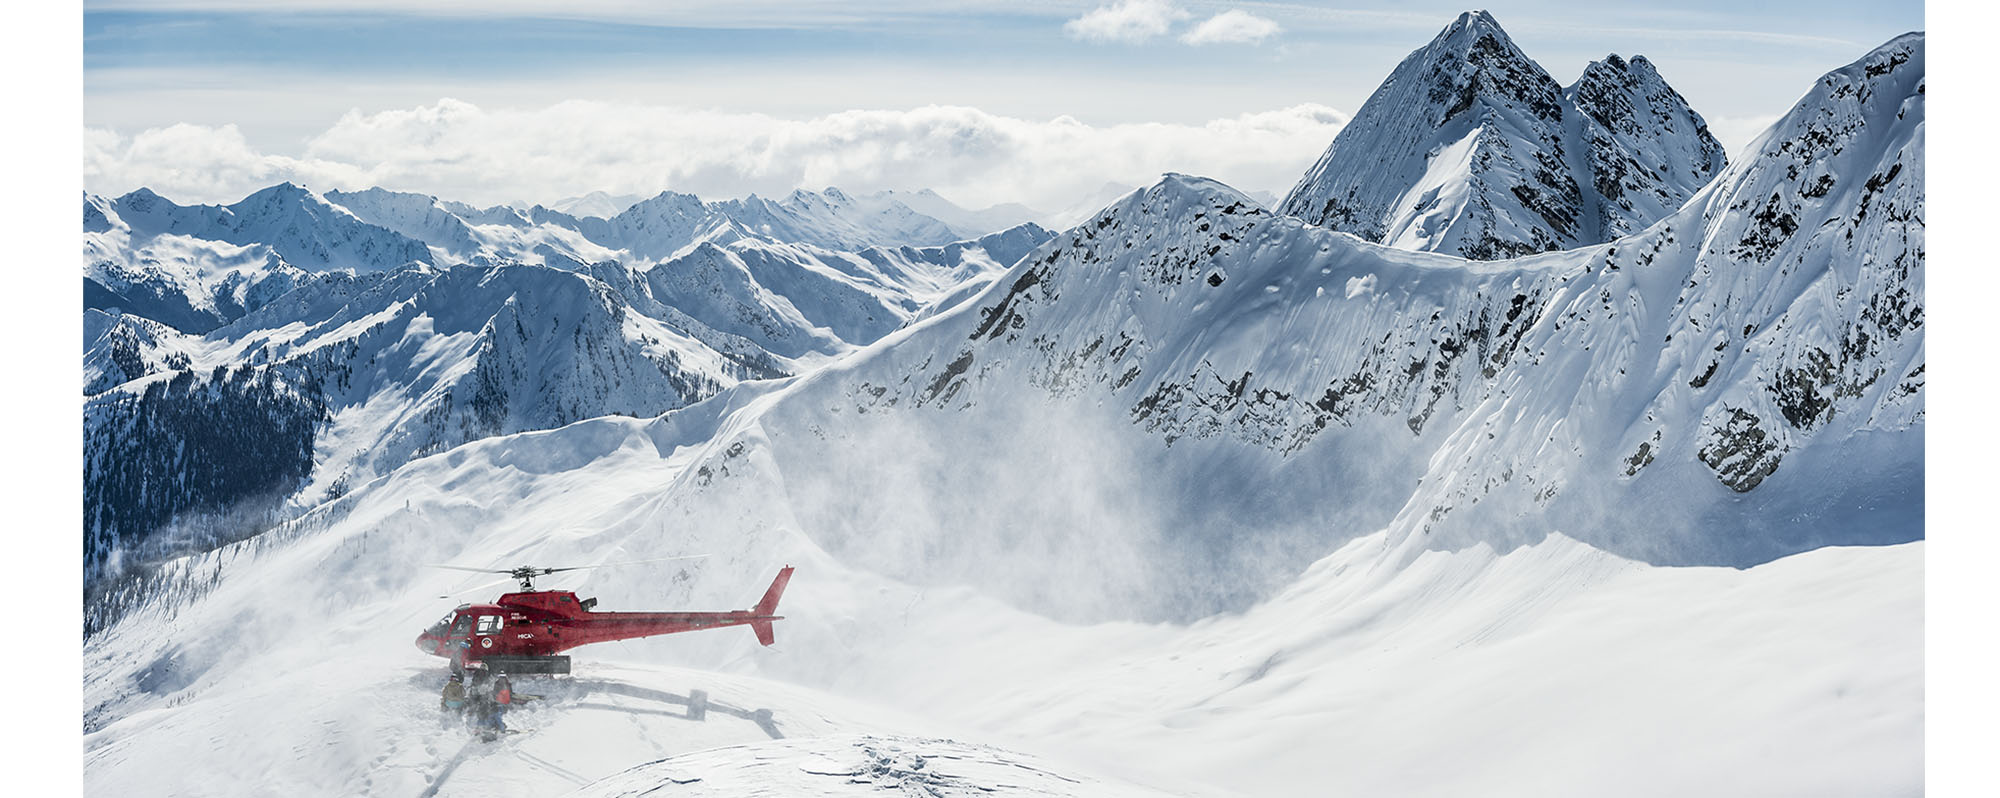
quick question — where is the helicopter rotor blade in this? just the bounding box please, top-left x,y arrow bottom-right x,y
436,575 -> 517,599
540,555 -> 711,574
427,555 -> 711,592
426,564 -> 514,574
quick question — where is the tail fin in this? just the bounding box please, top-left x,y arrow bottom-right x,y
749,566 -> 793,647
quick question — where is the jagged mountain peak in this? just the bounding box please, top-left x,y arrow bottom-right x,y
1565,50 -> 1728,239
1411,9 -> 1560,118
232,182 -> 345,219
1421,9 -> 1508,52
629,188 -> 708,212
1279,11 -> 1724,260
114,186 -> 166,206
326,185 -> 438,204
1095,173 -> 1258,223
546,190 -> 645,218
243,180 -> 311,197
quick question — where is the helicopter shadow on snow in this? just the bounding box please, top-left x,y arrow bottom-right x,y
399,670 -> 784,740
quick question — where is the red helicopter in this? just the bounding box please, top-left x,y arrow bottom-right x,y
415,562 -> 793,675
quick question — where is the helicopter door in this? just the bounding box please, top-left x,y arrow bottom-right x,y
450,614 -> 473,638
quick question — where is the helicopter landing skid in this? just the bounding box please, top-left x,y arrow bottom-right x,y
477,655 -> 572,675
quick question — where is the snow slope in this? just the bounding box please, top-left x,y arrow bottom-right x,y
85,193 -> 315,334
79,398 -> 1920,798
81,30 -> 1922,798
83,309 -> 198,395
570,734 -> 1210,798
1279,11 -> 1726,259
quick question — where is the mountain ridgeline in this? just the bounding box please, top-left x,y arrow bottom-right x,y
81,182 -> 1054,591
80,19 -> 1921,631
618,32 -> 1922,620
1279,10 -> 1728,259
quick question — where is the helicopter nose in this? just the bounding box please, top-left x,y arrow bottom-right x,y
415,634 -> 436,654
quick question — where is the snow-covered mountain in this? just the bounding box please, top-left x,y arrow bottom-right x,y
548,190 -> 645,219
83,183 -> 1033,338
709,188 -> 968,251
416,29 -> 1916,623
106,183 -> 435,272
866,188 -> 1046,240
82,186 -> 1051,588
80,262 -> 771,586
80,27 -> 1922,798
1279,10 -> 1726,259
85,193 -> 317,333
83,309 -> 197,395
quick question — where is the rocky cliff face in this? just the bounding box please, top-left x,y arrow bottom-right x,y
1567,53 -> 1730,240
683,34 -> 1923,616
1279,11 -> 1727,260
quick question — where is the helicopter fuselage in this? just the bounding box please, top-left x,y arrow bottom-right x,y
416,567 -> 792,671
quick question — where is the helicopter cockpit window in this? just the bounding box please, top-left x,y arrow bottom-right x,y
476,615 -> 503,634
450,614 -> 473,636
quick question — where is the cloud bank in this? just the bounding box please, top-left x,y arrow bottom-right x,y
83,99 -> 1349,213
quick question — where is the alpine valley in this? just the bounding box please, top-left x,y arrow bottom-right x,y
82,12 -> 1924,798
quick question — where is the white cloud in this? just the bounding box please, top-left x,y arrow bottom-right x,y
1063,0 -> 1189,44
82,122 -> 365,201
83,100 -> 1349,214
1180,10 -> 1283,46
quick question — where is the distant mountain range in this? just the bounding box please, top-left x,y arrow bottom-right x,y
82,179 -> 1053,584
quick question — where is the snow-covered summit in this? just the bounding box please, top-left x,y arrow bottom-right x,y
548,190 -> 645,219
84,192 -> 315,333
866,188 -> 1046,240
1567,53 -> 1730,239
324,187 -> 486,258
104,182 -> 435,273
1278,10 -> 1726,259
710,187 -> 968,251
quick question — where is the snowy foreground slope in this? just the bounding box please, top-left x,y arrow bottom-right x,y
79,413 -> 1919,796
86,33 -> 1921,797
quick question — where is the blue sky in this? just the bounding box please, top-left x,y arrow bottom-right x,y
81,1 -> 1925,209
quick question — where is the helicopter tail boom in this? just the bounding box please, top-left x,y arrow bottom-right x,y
749,566 -> 793,646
